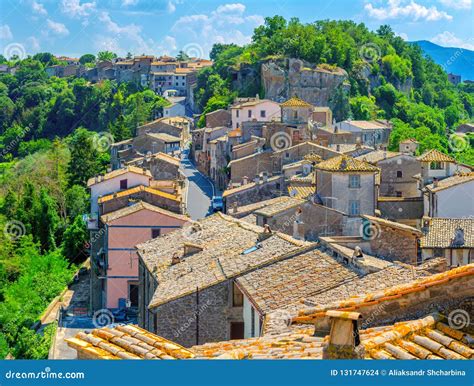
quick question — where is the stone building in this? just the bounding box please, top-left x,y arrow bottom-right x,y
417,149 -> 459,186
422,173 -> 474,218
377,196 -> 424,228
314,155 -> 380,223
66,264 -> 474,359
223,175 -> 285,209
334,120 -> 392,148
230,97 -> 281,130
125,152 -> 181,181
280,96 -> 314,125
399,138 -> 419,155
356,151 -> 421,198
421,217 -> 473,267
136,212 -> 312,347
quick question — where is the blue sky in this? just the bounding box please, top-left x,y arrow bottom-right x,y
0,0 -> 473,59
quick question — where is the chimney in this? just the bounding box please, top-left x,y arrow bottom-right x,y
254,176 -> 260,184
242,176 -> 249,185
262,172 -> 268,182
433,177 -> 439,188
322,311 -> 365,359
183,242 -> 203,257
336,144 -> 340,152
293,220 -> 305,240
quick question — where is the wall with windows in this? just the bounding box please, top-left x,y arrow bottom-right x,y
330,172 -> 376,216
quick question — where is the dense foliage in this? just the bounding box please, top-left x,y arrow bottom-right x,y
194,18 -> 473,164
0,53 -> 169,358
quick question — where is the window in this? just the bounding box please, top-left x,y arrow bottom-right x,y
232,282 -> 243,307
236,110 -> 239,118
128,283 -> 139,307
236,122 -> 239,128
151,228 -> 161,238
248,110 -> 252,118
396,191 -> 402,197
430,161 -> 443,170
120,179 -> 128,190
285,152 -> 290,159
251,307 -> 255,337
349,200 -> 360,216
230,322 -> 244,339
434,248 -> 444,257
293,111 -> 298,119
349,175 -> 361,188
260,110 -> 266,118
397,170 -> 403,178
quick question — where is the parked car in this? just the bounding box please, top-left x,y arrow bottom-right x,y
211,196 -> 223,212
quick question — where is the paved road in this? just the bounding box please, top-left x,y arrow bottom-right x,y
181,149 -> 215,220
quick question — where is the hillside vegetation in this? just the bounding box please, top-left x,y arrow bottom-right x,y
195,18 -> 473,164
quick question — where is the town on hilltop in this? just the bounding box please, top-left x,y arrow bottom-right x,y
28,52 -> 470,361
0,19 -> 473,362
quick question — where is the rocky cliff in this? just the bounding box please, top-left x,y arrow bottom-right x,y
261,58 -> 348,106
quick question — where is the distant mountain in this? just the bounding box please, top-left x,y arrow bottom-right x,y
411,40 -> 474,81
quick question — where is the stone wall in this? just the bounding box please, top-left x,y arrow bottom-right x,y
377,197 -> 423,223
205,109 -> 231,128
225,177 -> 285,209
365,221 -> 419,265
257,202 -> 348,241
144,280 -> 243,347
261,59 -> 348,106
378,155 -> 421,198
99,191 -> 181,215
229,152 -> 273,184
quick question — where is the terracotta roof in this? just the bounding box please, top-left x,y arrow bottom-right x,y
294,264 -> 474,323
222,176 -> 281,197
287,185 -> 314,199
253,196 -> 305,217
230,196 -> 292,216
280,96 -> 312,108
424,173 -> 474,193
341,120 -> 390,130
152,152 -> 181,167
98,185 -> 180,204
66,324 -> 195,359
355,150 -> 401,164
231,98 -> 276,109
400,138 -> 419,144
362,314 -> 473,359
362,215 -> 423,235
315,155 -> 380,173
137,212 -> 314,309
87,166 -> 151,187
236,249 -> 360,315
417,149 -> 456,163
100,201 -> 188,223
146,132 -> 181,142
421,218 -> 474,248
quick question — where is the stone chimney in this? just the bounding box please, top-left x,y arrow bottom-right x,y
433,177 -> 439,188
292,207 -> 304,240
242,176 -> 249,185
322,311 -> 365,359
336,144 -> 340,152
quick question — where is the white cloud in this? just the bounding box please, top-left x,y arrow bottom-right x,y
46,19 -> 70,36
122,0 -> 139,6
97,11 -> 155,55
431,31 -> 474,50
365,0 -> 452,21
27,36 -> 41,51
167,0 -> 183,13
32,0 -> 47,15
0,25 -> 13,41
396,31 -> 408,40
61,0 -> 96,18
171,3 -> 264,55
439,0 -> 471,10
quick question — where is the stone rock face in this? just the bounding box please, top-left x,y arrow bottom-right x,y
261,59 -> 348,106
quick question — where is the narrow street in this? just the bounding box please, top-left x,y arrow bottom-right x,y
181,148 -> 215,220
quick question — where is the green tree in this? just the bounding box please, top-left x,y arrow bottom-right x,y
97,51 -> 117,62
79,54 -> 96,65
